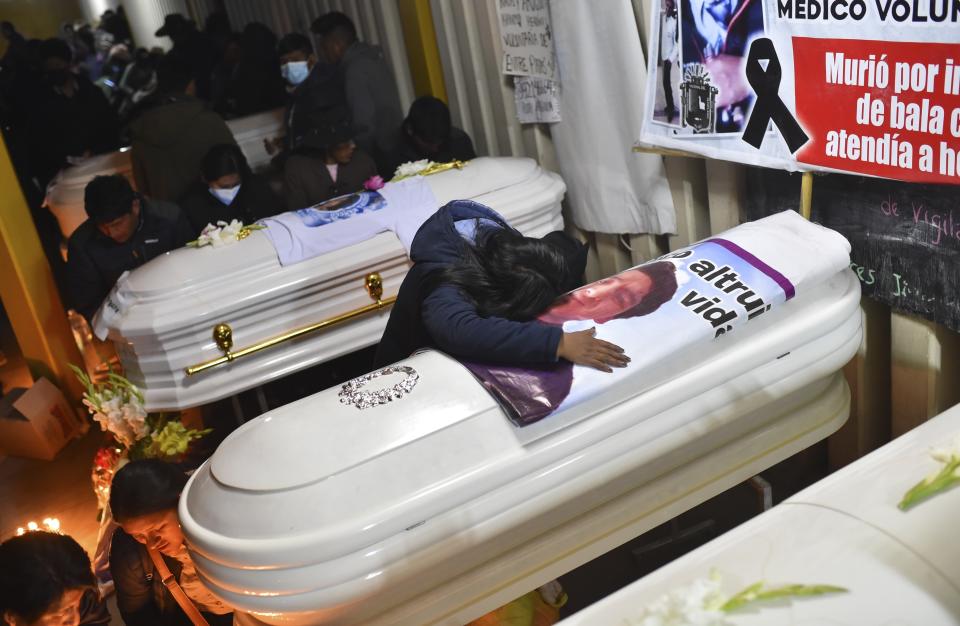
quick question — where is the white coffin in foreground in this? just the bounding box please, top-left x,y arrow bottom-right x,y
105,157 -> 564,410
562,403 -> 960,625
179,267 -> 862,625
46,108 -> 284,239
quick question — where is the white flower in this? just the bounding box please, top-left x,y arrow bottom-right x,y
394,159 -> 433,179
930,434 -> 960,464
627,577 -> 732,626
195,220 -> 245,248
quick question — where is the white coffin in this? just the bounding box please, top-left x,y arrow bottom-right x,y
105,157 -> 565,410
46,108 -> 284,239
179,267 -> 862,625
562,404 -> 960,625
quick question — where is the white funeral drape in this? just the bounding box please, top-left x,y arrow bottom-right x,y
549,0 -> 676,235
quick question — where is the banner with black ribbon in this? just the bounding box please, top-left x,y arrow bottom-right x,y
741,38 -> 809,154
639,0 -> 960,185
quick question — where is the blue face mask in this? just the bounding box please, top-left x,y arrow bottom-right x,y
281,61 -> 309,86
209,184 -> 241,205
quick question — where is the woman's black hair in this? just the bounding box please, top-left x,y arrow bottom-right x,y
436,227 -> 579,321
110,459 -> 188,523
200,143 -> 251,182
0,532 -> 96,622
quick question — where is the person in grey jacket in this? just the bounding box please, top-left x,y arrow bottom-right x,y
311,11 -> 403,173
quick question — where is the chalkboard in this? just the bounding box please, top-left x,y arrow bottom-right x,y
745,168 -> 960,333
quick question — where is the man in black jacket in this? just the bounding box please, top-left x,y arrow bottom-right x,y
269,33 -> 345,156
34,37 -> 120,185
66,175 -> 193,321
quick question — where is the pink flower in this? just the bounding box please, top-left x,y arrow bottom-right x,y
364,175 -> 385,191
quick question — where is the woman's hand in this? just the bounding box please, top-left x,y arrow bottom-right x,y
557,328 -> 629,372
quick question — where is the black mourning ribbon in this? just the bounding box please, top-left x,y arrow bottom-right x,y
742,38 -> 809,153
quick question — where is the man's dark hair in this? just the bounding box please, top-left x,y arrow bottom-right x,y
406,96 -> 452,145
607,261 -> 678,320
201,143 -> 251,182
84,175 -> 136,223
156,51 -> 193,93
40,37 -> 72,63
435,226 -> 579,321
0,532 -> 96,623
110,459 -> 188,523
277,32 -> 313,57
310,11 -> 357,43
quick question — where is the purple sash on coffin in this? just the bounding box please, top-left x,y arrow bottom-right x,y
462,361 -> 574,426
461,261 -> 679,427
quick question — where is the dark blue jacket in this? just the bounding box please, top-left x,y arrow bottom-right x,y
374,201 -> 563,367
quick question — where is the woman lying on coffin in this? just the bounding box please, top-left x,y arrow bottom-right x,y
373,199 -> 630,371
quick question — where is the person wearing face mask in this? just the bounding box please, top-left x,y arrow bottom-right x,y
33,37 -> 120,186
66,175 -> 193,321
266,33 -> 344,158
283,114 -> 377,211
109,460 -> 234,626
0,532 -> 111,626
179,143 -> 283,233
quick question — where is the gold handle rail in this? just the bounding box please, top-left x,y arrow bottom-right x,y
185,273 -> 395,376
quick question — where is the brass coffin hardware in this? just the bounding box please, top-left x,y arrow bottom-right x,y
185,272 -> 395,376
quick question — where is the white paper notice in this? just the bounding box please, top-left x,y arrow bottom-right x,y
514,76 -> 561,123
496,0 -> 556,81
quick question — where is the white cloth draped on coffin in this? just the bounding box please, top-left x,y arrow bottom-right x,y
462,211 -> 851,430
549,0 -> 676,235
91,178 -> 438,340
259,178 -> 439,266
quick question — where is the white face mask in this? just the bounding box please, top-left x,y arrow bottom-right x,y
281,61 -> 309,86
209,184 -> 241,205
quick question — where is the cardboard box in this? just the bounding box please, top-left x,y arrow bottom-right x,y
0,378 -> 86,461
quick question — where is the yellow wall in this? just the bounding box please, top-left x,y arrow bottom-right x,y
0,134 -> 84,401
0,0 -> 84,42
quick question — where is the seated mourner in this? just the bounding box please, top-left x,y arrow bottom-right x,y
179,143 -> 284,233
109,459 -> 233,626
66,175 -> 193,321
283,116 -> 377,210
0,531 -> 111,625
387,96 -> 477,177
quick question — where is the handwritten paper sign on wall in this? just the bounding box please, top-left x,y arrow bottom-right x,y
514,76 -> 561,123
497,0 -> 561,124
497,0 -> 556,80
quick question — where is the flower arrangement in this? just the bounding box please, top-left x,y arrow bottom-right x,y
71,365 -> 211,460
363,175 -> 385,191
629,572 -> 847,626
393,159 -> 434,180
898,434 -> 960,510
187,219 -> 265,248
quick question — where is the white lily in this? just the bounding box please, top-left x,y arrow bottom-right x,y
394,159 -> 433,179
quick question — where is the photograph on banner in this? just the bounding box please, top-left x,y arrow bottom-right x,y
680,0 -> 764,133
653,0 -> 682,126
640,0 -> 960,184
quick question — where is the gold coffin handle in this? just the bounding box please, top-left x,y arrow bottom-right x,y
185,273 -> 395,376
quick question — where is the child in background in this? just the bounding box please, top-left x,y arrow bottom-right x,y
283,116 -> 377,210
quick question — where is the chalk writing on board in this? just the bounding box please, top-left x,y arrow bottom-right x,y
496,0 -> 556,80
745,168 -> 960,333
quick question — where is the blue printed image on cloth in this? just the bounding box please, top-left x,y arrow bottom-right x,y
296,191 -> 387,227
